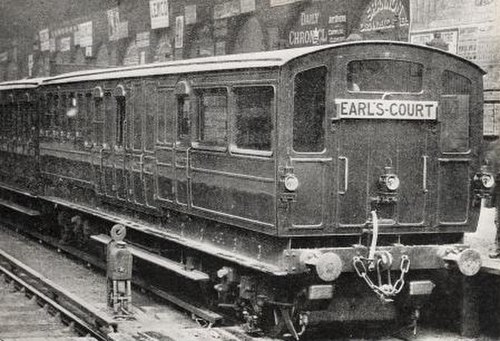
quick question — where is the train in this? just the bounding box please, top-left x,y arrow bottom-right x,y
0,40 -> 493,339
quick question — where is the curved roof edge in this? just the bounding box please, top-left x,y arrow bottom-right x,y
0,78 -> 45,91
2,41 -> 486,89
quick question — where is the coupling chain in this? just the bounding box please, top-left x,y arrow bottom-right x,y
353,254 -> 410,301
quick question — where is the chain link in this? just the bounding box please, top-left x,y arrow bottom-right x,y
353,255 -> 411,301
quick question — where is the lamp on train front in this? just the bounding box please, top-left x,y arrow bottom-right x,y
473,164 -> 496,207
377,166 -> 400,203
284,174 -> 300,192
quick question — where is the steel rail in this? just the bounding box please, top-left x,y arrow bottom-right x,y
0,249 -> 116,340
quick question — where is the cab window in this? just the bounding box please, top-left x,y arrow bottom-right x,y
440,70 -> 471,153
234,86 -> 273,151
347,60 -> 423,93
293,67 -> 327,153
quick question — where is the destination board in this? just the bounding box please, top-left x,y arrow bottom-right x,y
335,99 -> 438,120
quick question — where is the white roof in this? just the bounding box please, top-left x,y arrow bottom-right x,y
1,41 -> 485,89
0,78 -> 45,91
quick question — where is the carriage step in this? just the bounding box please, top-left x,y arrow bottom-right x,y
91,234 -> 210,282
0,198 -> 40,216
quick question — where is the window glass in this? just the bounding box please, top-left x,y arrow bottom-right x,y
234,86 -> 273,151
116,96 -> 126,147
197,88 -> 227,146
93,97 -> 104,146
145,83 -> 156,151
293,67 -> 327,152
441,70 -> 471,153
104,93 -> 113,145
133,86 -> 143,150
177,97 -> 190,141
158,90 -> 175,143
347,60 -> 423,93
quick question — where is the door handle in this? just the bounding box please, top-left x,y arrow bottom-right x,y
338,156 -> 349,195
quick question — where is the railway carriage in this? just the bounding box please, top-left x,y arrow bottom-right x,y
0,41 -> 492,339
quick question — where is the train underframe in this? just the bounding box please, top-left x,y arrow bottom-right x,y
0,183 -> 483,339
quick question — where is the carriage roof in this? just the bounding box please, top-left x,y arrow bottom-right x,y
1,41 -> 485,89
0,78 -> 45,91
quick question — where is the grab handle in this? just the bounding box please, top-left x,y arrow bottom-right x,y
338,156 -> 349,195
422,155 -> 428,193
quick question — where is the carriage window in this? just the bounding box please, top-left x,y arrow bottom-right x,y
347,60 -> 423,93
234,86 -> 273,151
145,83 -> 156,151
133,87 -> 143,150
293,67 -> 326,152
197,88 -> 227,146
116,96 -> 126,147
93,97 -> 104,146
441,71 -> 471,153
158,90 -> 175,143
177,96 -> 190,141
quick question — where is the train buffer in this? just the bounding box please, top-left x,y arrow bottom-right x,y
480,257 -> 500,276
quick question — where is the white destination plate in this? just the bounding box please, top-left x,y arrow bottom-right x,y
335,99 -> 438,120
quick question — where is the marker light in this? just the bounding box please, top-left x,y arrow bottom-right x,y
284,174 -> 299,191
386,175 -> 400,191
481,174 -> 495,189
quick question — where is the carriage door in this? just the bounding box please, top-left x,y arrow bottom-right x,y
437,71 -> 472,225
173,81 -> 192,206
142,82 -> 158,208
91,87 -> 105,196
284,66 -> 333,231
125,82 -> 147,205
335,59 -> 429,227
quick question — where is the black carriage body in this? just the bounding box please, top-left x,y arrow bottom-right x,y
36,41 -> 484,241
0,80 -> 41,194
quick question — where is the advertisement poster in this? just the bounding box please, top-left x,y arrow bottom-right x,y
39,29 -> 50,51
175,16 -> 184,48
410,29 -> 458,54
78,21 -> 93,47
150,0 -> 169,29
286,6 -> 347,48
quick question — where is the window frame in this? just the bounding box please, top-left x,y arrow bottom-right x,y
191,86 -> 229,152
292,65 -> 328,155
439,70 -> 472,155
229,84 -> 276,157
346,59 -> 425,95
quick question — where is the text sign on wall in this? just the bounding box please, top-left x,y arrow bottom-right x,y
39,29 -> 50,51
410,30 -> 458,54
60,37 -> 71,52
108,8 -> 128,41
359,0 -> 409,32
150,0 -> 169,29
175,16 -> 184,48
78,21 -> 93,47
335,99 -> 438,120
287,8 -> 347,47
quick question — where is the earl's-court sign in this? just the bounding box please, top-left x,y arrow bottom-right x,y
335,99 -> 438,120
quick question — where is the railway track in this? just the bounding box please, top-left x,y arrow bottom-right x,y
0,248 -> 115,340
